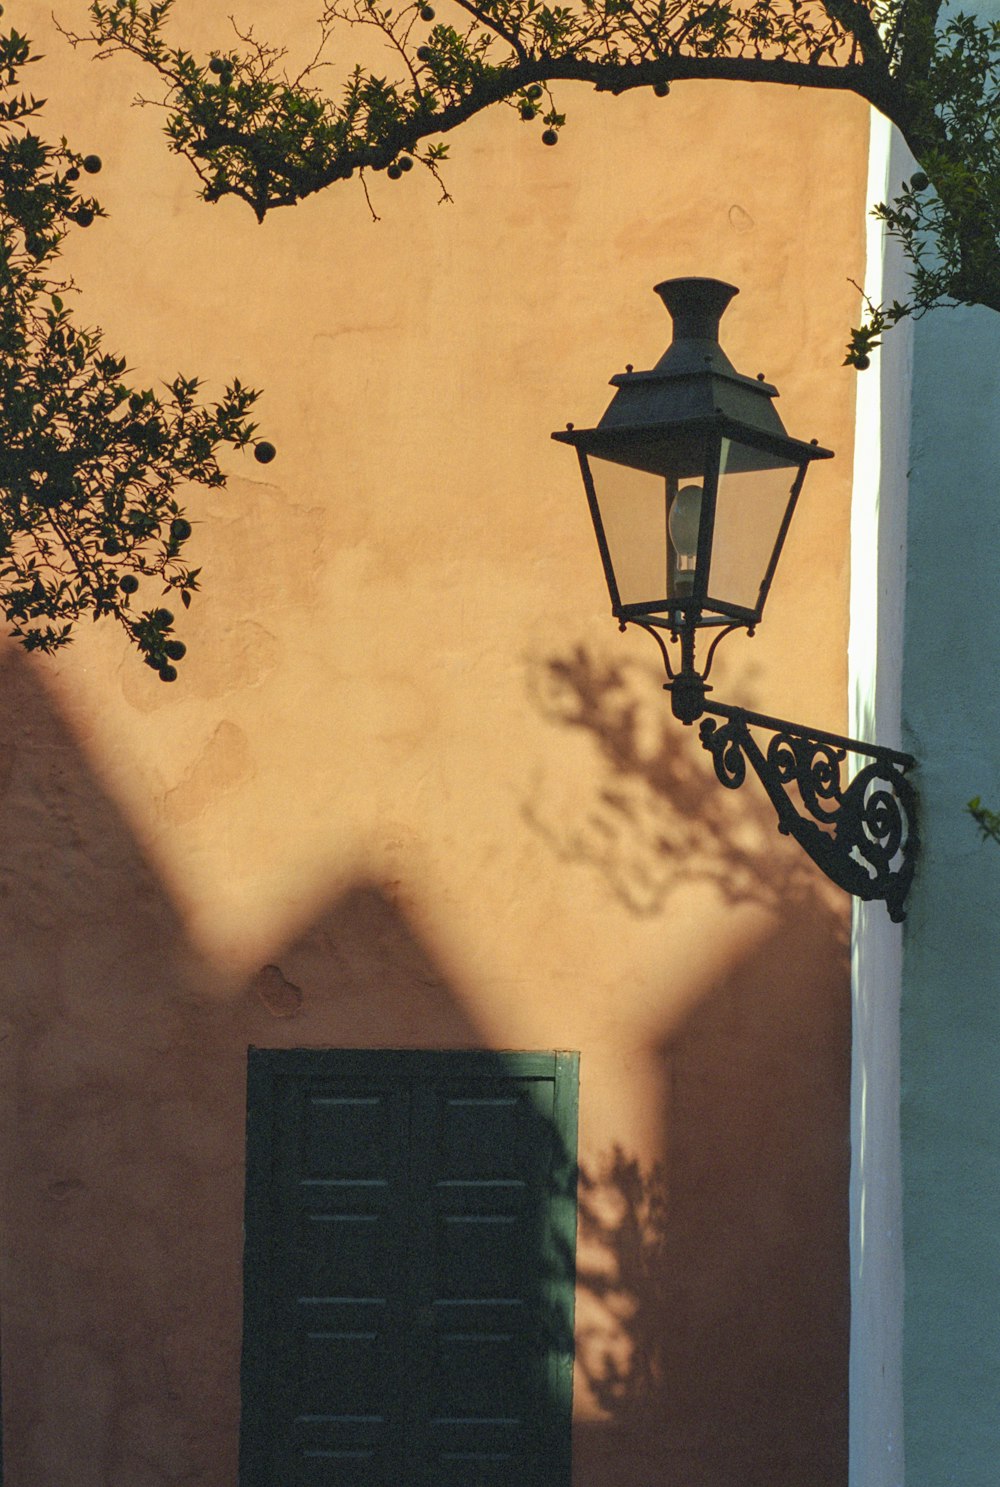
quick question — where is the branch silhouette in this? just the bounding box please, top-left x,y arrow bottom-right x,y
0,25 -> 272,674
69,0 -> 1000,362
523,642 -> 845,918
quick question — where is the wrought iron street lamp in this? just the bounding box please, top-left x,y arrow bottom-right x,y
553,277 -> 918,920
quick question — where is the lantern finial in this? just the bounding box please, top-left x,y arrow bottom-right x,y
653,277 -> 738,345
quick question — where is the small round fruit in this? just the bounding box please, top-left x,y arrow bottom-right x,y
158,664 -> 178,683
164,640 -> 187,661
74,207 -> 95,228
120,574 -> 139,594
103,536 -> 122,556
209,56 -> 226,74
910,171 -> 929,191
254,441 -> 276,464
387,163 -> 402,180
541,128 -> 558,146
527,84 -> 543,100
153,608 -> 174,627
65,166 -> 80,182
519,102 -> 534,120
654,80 -> 670,96
170,517 -> 192,541
399,155 -> 414,171
855,354 -> 871,371
420,4 -> 435,18
83,154 -> 102,174
416,45 -> 432,60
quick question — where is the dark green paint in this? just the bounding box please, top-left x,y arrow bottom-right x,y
240,1049 -> 579,1487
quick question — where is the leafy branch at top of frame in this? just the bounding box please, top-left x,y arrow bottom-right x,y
0,24 -> 275,677
74,0 -> 1000,363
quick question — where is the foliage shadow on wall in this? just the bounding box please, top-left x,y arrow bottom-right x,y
572,905 -> 850,1487
0,647 -> 847,1487
524,640 -> 850,936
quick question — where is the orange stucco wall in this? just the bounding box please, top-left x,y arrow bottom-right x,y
3,4 -> 868,1482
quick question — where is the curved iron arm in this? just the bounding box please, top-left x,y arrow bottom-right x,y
699,701 -> 918,922
621,617 -> 919,918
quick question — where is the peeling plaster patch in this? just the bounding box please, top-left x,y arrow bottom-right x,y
728,204 -> 755,233
46,1177 -> 85,1201
47,1176 -> 87,1200
252,963 -> 303,1017
120,620 -> 281,712
161,720 -> 253,826
197,476 -> 329,612
183,618 -> 281,701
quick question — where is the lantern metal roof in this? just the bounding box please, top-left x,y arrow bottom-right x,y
553,277 -> 833,465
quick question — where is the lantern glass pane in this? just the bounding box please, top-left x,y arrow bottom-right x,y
707,438 -> 800,613
588,431 -> 711,609
588,457 -> 669,607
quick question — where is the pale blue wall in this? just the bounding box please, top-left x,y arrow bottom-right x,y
851,70 -> 1000,1479
901,291 -> 1000,1480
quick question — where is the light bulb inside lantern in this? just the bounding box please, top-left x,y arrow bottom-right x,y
668,483 -> 703,596
669,484 -> 703,557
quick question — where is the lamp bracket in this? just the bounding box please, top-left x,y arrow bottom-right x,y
626,618 -> 741,685
623,617 -> 918,917
699,701 -> 918,921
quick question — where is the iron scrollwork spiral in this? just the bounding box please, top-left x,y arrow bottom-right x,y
768,732 -> 845,822
702,712 -> 748,790
699,706 -> 917,921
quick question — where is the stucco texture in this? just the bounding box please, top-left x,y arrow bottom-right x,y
3,4 -> 868,1483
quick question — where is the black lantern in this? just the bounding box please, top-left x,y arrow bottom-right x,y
554,277 -> 918,920
553,278 -> 832,722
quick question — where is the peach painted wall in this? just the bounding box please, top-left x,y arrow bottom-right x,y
3,4 -> 868,1482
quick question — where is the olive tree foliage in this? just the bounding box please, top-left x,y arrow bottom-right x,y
73,0 -> 1000,366
968,795 -> 1000,844
0,22 -> 273,679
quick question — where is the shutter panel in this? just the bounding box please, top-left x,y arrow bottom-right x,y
412,1074 -> 558,1487
240,1050 -> 578,1487
244,1065 -> 412,1485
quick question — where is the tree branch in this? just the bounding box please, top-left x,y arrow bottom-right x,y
71,0 -> 1000,362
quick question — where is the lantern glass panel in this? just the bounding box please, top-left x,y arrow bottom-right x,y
588,458 -> 668,607
588,431 -> 711,609
706,438 -> 801,614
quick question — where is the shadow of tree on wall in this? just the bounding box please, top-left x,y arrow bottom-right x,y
0,645 -> 848,1487
573,905 -> 850,1487
576,1146 -> 671,1419
524,642 -> 841,923
0,648 -> 497,1486
522,645 -> 851,1486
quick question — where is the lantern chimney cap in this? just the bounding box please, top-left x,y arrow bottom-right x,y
550,274 -> 834,457
653,277 -> 739,345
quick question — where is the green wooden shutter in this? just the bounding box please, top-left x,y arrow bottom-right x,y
240,1050 -> 578,1487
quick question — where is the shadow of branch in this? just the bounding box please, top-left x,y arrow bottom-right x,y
523,642 -> 833,920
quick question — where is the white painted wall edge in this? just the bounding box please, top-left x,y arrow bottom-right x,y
847,105 -> 911,1487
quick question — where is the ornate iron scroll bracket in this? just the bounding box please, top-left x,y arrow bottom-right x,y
698,701 -> 918,921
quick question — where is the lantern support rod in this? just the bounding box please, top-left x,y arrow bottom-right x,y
702,698 -> 915,770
